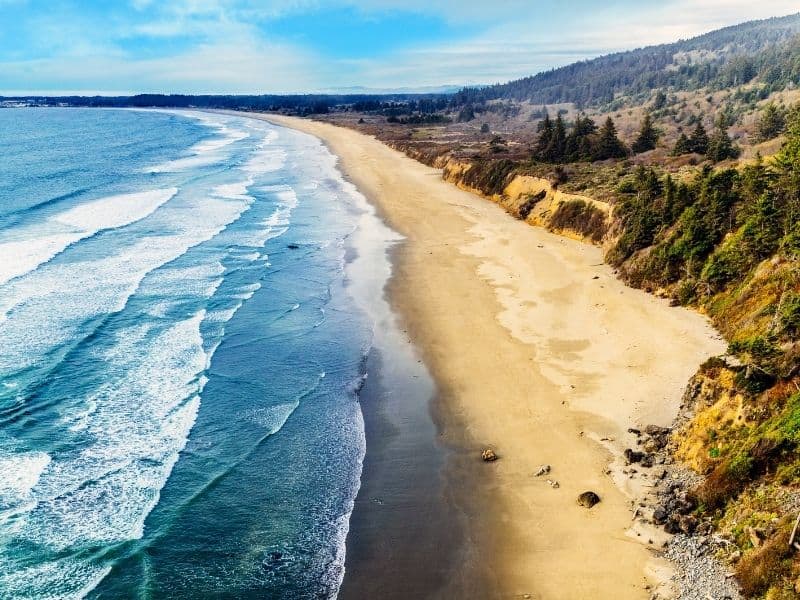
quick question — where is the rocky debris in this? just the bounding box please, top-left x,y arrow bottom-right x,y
624,448 -> 647,464
654,483 -> 698,535
634,424 -> 671,457
628,422 -> 740,600
534,464 -> 551,477
546,479 -> 560,489
643,438 -> 662,454
577,491 -> 601,508
645,424 -> 671,437
481,448 -> 498,462
625,448 -> 655,469
659,534 -> 742,600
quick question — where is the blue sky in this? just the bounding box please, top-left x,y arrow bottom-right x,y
0,0 -> 798,95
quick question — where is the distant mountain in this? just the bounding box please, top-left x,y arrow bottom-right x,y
317,84 -> 467,95
454,13 -> 800,108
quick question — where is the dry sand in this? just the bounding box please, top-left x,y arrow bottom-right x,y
247,113 -> 727,598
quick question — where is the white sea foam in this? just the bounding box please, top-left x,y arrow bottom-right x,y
247,403 -> 299,435
0,188 -> 177,288
0,313 -> 207,597
214,180 -> 254,200
242,147 -> 287,176
0,193 -> 252,376
0,558 -> 112,600
0,452 -> 51,519
145,116 -> 249,173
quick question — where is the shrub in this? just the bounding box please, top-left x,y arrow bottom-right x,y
462,159 -> 516,195
779,292 -> 800,336
735,518 -> 794,597
549,200 -> 607,242
518,190 -> 547,220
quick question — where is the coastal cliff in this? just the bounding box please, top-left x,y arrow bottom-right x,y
392,145 -> 611,245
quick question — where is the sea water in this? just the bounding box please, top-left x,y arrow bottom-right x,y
0,108 -> 381,598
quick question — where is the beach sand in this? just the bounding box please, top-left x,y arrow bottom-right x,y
245,113 -> 727,598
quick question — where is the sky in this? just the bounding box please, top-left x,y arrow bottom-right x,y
1,0 -> 799,95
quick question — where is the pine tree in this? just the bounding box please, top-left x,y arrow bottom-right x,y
634,165 -> 662,201
688,122 -> 709,155
632,113 -> 660,154
756,103 -> 786,142
535,113 -> 553,159
565,114 -> 597,161
544,114 -> 567,162
457,105 -> 475,123
595,117 -> 627,160
673,133 -> 691,156
707,124 -> 740,163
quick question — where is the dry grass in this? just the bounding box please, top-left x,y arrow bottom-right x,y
735,517 -> 796,597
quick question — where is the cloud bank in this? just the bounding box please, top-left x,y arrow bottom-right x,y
0,0 -> 798,94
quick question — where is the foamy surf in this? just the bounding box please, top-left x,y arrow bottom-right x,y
0,108 -> 374,600
0,188 -> 177,287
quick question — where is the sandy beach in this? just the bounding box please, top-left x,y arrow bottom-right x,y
248,113 -> 727,598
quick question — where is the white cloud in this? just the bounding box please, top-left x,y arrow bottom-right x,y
1,1 -> 798,94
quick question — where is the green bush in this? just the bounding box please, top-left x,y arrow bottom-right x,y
779,292 -> 800,335
549,200 -> 607,242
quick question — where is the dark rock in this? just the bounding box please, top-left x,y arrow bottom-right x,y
697,521 -> 713,536
643,437 -> 666,453
653,506 -> 668,524
287,244 -> 300,249
624,448 -> 645,464
627,427 -> 641,435
645,424 -> 671,437
577,491 -> 601,508
481,448 -> 498,462
678,515 -> 698,534
640,454 -> 654,468
673,498 -> 695,515
664,518 -> 681,534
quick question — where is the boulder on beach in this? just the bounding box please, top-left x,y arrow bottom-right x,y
481,448 -> 498,462
577,491 -> 601,508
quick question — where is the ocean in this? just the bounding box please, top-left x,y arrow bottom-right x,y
0,108 -> 392,598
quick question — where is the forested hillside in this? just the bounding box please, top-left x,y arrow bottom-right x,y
454,13 -> 800,108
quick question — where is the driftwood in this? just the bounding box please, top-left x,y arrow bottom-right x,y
789,512 -> 800,552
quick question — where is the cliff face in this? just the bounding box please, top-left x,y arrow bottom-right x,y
394,145 -> 612,244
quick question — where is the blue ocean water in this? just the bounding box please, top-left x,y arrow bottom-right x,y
0,108 -> 377,598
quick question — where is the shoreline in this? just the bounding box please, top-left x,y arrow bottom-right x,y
334,161 -> 478,598
235,111 -> 727,598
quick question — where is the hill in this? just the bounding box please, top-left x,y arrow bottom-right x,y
453,13 -> 800,109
